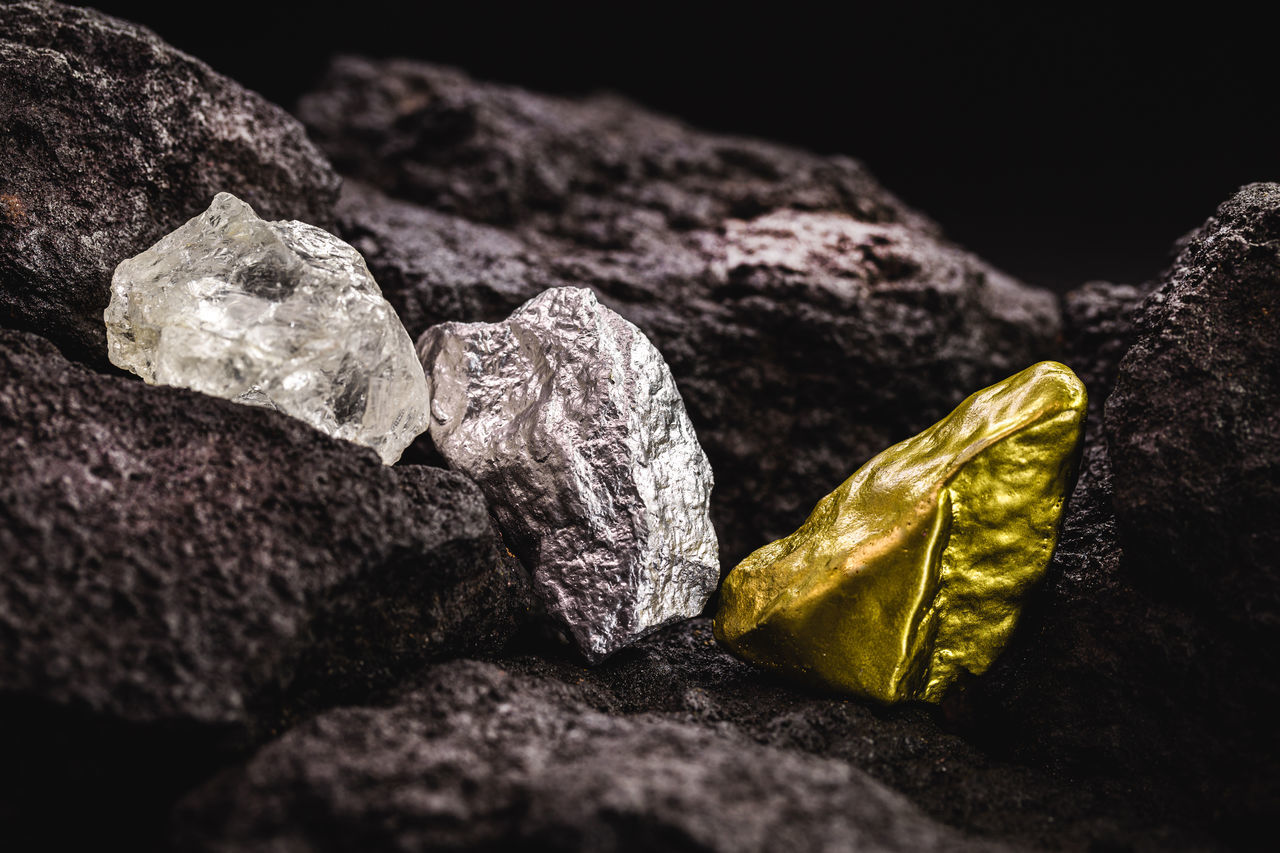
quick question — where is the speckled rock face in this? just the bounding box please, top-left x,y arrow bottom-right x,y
420,287 -> 718,661
1106,183 -> 1280,630
303,58 -> 1063,567
0,328 -> 528,845
106,193 -> 429,464
968,199 -> 1280,844
0,1 -> 339,366
173,660 -> 1004,853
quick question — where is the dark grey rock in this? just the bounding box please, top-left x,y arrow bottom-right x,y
0,1 -> 340,367
1106,183 -> 1280,631
176,618 -> 1222,852
1060,280 -> 1152,438
0,329 -> 529,847
297,57 -> 932,232
174,658 -> 1005,853
503,620 -> 1220,853
965,190 -> 1280,850
308,57 -> 1063,567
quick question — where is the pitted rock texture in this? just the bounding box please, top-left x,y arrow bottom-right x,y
420,287 -> 718,661
178,620 -> 1219,853
502,620 -> 1220,853
1058,280 -> 1152,438
0,329 -> 528,846
297,57 -> 934,232
0,1 -> 340,366
1106,183 -> 1280,631
174,659 -> 1003,853
966,220 -> 1280,847
314,73 -> 1063,567
106,192 -> 429,464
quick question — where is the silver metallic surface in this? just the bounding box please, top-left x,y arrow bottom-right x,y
105,193 -> 430,464
419,287 -> 719,661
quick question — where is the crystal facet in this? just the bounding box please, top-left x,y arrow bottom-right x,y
418,287 -> 719,661
715,362 -> 1087,703
105,193 -> 429,464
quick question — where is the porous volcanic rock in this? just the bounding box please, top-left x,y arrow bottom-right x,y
1060,279 -> 1151,436
506,619 -> 1221,853
1106,183 -> 1280,630
297,57 -> 933,231
0,1 -> 340,366
178,617 -> 1221,853
303,59 -> 1062,566
174,659 -> 1003,853
968,191 -> 1280,848
0,329 -> 528,846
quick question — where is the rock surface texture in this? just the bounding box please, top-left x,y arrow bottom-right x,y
175,659 -> 1003,853
420,286 -> 718,661
106,192 -> 429,464
177,620 -> 1220,853
716,362 -> 1086,703
968,186 -> 1280,848
1107,183 -> 1280,630
301,59 -> 1063,567
0,2 -> 340,367
0,329 -> 528,846
4,6 -> 1278,849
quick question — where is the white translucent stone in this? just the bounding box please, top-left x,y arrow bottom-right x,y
105,193 -> 429,464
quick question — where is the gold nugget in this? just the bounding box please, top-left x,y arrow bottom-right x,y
714,362 -> 1086,703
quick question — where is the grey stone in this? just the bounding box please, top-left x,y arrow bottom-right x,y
965,189 -> 1280,849
106,192 -> 429,464
0,328 -> 528,846
1106,182 -> 1280,630
297,57 -> 934,232
173,659 -> 1005,853
0,1 -> 340,367
420,287 -> 718,661
308,67 -> 1063,567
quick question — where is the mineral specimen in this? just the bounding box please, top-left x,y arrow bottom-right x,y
419,286 -> 718,661
715,362 -> 1087,703
105,193 -> 429,464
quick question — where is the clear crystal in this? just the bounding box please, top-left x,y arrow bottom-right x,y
105,193 -> 429,464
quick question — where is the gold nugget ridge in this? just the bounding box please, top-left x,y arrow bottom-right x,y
714,361 -> 1087,703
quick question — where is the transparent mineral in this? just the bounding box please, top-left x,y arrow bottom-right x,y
419,287 -> 719,661
105,193 -> 429,464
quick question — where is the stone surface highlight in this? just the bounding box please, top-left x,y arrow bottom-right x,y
0,1 -> 339,366
105,192 -> 429,464
419,286 -> 718,661
715,362 -> 1086,703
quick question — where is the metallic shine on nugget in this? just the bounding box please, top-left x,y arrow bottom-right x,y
715,361 -> 1087,704
419,287 -> 719,663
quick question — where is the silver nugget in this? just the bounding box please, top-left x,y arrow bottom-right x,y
419,287 -> 718,661
105,193 -> 430,464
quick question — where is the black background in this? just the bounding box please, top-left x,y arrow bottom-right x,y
92,2 -> 1278,292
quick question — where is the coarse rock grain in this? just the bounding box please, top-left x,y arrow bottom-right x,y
174,659 -> 1006,853
0,1 -> 340,366
0,328 -> 528,848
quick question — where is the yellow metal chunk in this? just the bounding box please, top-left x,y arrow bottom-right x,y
714,362 -> 1087,703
